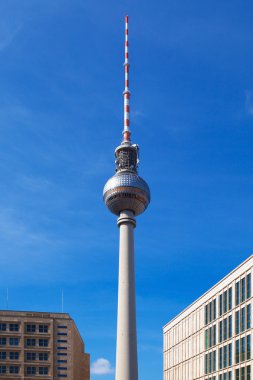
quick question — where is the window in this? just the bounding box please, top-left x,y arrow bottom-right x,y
10,366 -> 19,374
247,274 -> 251,299
58,360 -> 67,363
228,315 -> 232,338
58,332 -> 67,336
236,339 -> 240,363
236,282 -> 240,306
39,353 -> 48,361
247,365 -> 251,380
26,366 -> 36,375
26,324 -> 36,333
228,343 -> 232,366
57,339 -> 67,343
0,352 -> 6,359
241,277 -> 246,303
57,352 -> 67,356
0,338 -> 6,345
9,337 -> 19,346
39,325 -> 48,333
228,287 -> 232,310
235,311 -> 240,334
58,367 -> 67,370
247,335 -> 251,360
10,352 -> 19,360
9,324 -> 19,332
26,339 -> 36,347
57,325 -> 67,329
0,366 -> 6,374
224,290 -> 228,313
39,367 -> 48,375
223,318 -> 228,340
39,339 -> 48,347
219,294 -> 223,316
241,307 -> 246,332
58,375 -> 67,378
219,347 -> 223,369
26,352 -> 36,361
205,305 -> 208,325
219,321 -> 223,342
247,304 -> 251,329
57,347 -> 67,350
0,324 -> 6,331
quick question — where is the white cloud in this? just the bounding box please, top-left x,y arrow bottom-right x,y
91,358 -> 114,375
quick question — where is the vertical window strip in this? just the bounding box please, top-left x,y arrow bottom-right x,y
247,273 -> 251,299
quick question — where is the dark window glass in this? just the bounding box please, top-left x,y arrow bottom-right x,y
26,366 -> 36,375
0,352 -> 6,359
247,365 -> 251,380
224,290 -> 228,313
213,350 -> 216,371
209,352 -> 212,373
39,325 -> 48,333
39,367 -> 48,375
58,375 -> 67,378
57,325 -> 67,329
39,353 -> 48,361
10,366 -> 19,374
58,367 -> 67,370
229,371 -> 232,380
235,339 -> 240,364
26,352 -> 36,361
0,324 -> 6,331
213,325 -> 216,346
236,368 -> 240,380
57,339 -> 67,343
205,305 -> 208,325
224,345 -> 227,368
228,343 -> 232,366
0,338 -> 6,345
219,347 -> 223,369
209,302 -> 212,323
247,274 -> 251,299
213,299 -> 216,320
10,351 -> 19,360
39,339 -> 48,347
57,353 -> 67,356
241,307 -> 246,332
241,336 -> 246,362
9,324 -> 19,332
26,339 -> 36,347
228,287 -> 232,310
58,332 -> 67,336
58,360 -> 67,363
229,315 -> 232,338
224,318 -> 228,341
236,282 -> 240,306
219,321 -> 223,342
57,347 -> 67,350
247,335 -> 251,360
235,311 -> 240,334
219,294 -> 223,316
26,324 -> 36,333
0,366 -> 6,374
242,367 -> 246,380
9,337 -> 19,346
247,304 -> 251,329
241,278 -> 246,303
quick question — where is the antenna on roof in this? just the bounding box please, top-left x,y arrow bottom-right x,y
123,15 -> 131,143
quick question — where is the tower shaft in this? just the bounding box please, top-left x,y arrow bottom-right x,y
116,210 -> 138,380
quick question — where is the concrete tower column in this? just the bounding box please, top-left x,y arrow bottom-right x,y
116,210 -> 138,380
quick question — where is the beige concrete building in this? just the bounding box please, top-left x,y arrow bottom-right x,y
0,310 -> 90,380
163,256 -> 253,380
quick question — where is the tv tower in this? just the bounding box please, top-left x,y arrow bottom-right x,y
103,16 -> 150,380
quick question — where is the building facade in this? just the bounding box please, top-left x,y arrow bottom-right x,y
0,310 -> 90,380
163,256 -> 253,380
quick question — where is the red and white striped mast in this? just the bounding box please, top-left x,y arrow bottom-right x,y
123,15 -> 131,143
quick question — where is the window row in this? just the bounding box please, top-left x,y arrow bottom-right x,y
219,343 -> 232,369
0,365 -> 19,374
235,335 -> 251,364
219,288 -> 233,317
235,365 -> 251,380
219,316 -> 232,343
219,372 -> 232,380
235,305 -> 251,335
26,352 -> 48,361
0,323 -> 19,332
0,351 -> 19,360
26,366 -> 49,375
0,337 -> 19,346
235,274 -> 251,306
205,350 -> 216,374
26,338 -> 49,347
25,324 -> 48,333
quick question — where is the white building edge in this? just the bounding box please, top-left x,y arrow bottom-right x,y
163,255 -> 253,380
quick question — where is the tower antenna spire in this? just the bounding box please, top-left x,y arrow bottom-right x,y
123,15 -> 131,143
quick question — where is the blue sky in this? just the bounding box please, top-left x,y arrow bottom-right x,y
1,0 -> 253,379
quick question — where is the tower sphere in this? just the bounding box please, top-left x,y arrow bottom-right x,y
103,170 -> 150,216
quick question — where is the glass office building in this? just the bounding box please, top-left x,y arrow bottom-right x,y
163,256 -> 253,380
